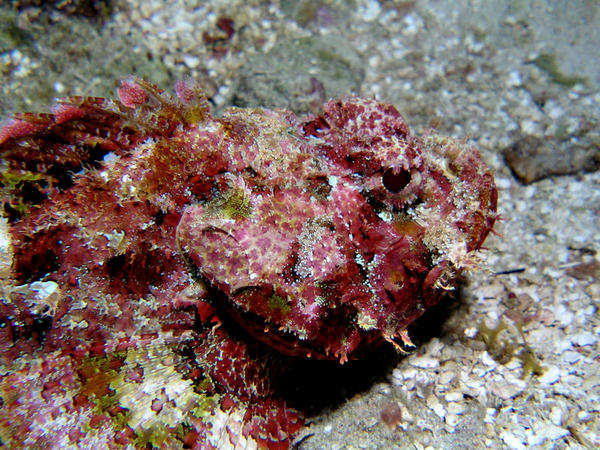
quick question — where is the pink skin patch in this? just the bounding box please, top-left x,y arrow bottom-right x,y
0,119 -> 46,144
174,79 -> 197,104
51,104 -> 86,124
117,80 -> 149,108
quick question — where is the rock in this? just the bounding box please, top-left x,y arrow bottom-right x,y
565,260 -> 600,280
409,355 -> 441,369
571,332 -> 598,347
531,422 -> 569,443
503,134 -> 599,184
538,365 -> 560,385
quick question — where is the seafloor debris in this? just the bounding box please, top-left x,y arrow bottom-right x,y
0,78 -> 497,448
503,134 -> 600,184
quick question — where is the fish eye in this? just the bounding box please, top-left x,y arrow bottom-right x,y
381,168 -> 411,193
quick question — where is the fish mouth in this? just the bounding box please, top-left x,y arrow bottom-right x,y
199,282 -> 390,362
202,285 -> 328,359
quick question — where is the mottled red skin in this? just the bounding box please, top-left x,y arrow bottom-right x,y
177,97 -> 497,362
0,79 -> 496,447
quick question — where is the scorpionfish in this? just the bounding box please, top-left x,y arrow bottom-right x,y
0,79 -> 496,448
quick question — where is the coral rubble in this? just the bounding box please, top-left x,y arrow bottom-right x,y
0,78 -> 496,447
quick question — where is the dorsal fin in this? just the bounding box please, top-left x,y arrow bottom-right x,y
0,78 -> 211,219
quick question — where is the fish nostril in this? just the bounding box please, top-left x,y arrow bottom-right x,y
382,168 -> 411,193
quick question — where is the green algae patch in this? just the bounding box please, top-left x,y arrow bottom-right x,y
531,53 -> 587,87
478,319 -> 544,379
268,293 -> 292,315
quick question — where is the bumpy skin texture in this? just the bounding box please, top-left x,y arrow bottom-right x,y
177,98 -> 497,361
0,79 -> 496,448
